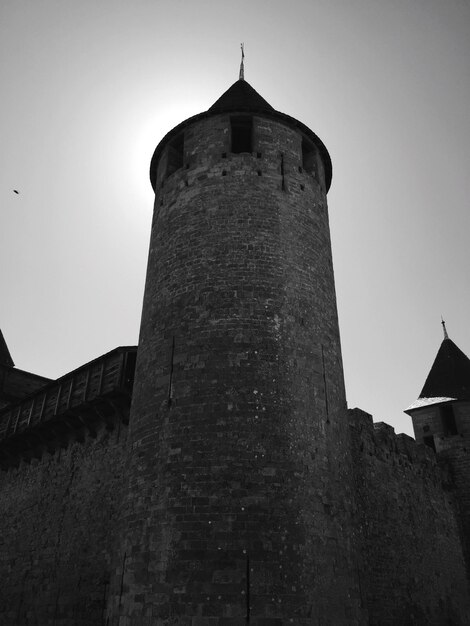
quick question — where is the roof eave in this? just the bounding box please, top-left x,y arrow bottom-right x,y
404,396 -> 457,414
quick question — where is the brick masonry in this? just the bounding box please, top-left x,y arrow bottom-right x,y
1,90 -> 470,625
1,398 -> 470,624
105,113 -> 365,625
349,408 -> 470,625
0,423 -> 128,625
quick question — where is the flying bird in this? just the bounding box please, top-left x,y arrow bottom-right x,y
13,190 -> 19,194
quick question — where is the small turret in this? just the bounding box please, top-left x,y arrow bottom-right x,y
405,324 -> 470,451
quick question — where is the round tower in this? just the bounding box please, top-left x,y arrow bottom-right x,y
109,79 -> 364,624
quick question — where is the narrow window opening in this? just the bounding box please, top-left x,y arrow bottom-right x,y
168,336 -> 175,407
321,344 -> 329,423
441,404 -> 458,436
231,116 -> 253,153
246,552 -> 250,623
280,153 -> 286,191
166,133 -> 184,178
118,553 -> 127,606
302,138 -> 317,176
423,436 -> 436,452
257,170 -> 262,176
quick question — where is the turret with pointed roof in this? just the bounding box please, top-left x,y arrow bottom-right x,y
406,327 -> 470,414
114,73 -> 365,622
405,326 -> 470,581
419,336 -> 470,401
406,326 -> 470,449
149,78 -> 332,191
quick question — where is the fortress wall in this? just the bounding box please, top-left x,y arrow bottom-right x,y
0,423 -> 128,626
349,408 -> 470,625
439,435 -> 470,577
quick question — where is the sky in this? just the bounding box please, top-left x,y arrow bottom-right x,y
1,0 -> 470,437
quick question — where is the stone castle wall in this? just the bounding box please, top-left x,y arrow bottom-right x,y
349,408 -> 470,625
439,433 -> 470,584
0,423 -> 128,626
1,403 -> 470,624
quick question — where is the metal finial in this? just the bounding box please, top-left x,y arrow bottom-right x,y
239,43 -> 245,81
441,316 -> 449,340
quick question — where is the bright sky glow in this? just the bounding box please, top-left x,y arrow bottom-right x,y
1,0 -> 470,436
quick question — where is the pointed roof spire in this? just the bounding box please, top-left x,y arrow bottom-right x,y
0,329 -> 14,367
209,79 -> 275,114
239,43 -> 245,81
441,316 -> 449,340
418,336 -> 470,401
150,66 -> 333,192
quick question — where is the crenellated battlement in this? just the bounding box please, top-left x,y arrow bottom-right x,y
349,407 -> 437,470
348,407 -> 470,623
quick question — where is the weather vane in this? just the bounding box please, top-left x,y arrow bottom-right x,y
441,316 -> 449,339
239,43 -> 245,81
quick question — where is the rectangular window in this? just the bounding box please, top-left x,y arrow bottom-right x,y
302,138 -> 317,176
441,404 -> 458,436
423,435 -> 436,452
231,116 -> 252,153
166,133 -> 184,177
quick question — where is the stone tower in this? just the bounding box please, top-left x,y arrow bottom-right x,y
109,78 -> 364,624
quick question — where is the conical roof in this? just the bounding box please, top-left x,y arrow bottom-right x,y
209,80 -> 275,114
0,330 -> 14,367
419,338 -> 470,400
150,79 -> 332,191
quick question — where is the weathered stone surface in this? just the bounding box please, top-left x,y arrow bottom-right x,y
0,423 -> 128,625
107,112 -> 364,624
349,408 -> 470,625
